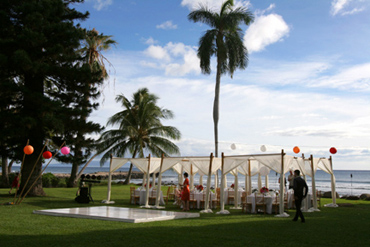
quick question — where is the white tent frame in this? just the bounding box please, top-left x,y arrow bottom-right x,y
102,150 -> 337,213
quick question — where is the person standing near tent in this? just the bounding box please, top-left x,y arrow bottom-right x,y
181,172 -> 190,211
9,173 -> 20,194
292,170 -> 308,223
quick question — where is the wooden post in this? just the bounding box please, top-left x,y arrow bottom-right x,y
144,154 -> 151,207
155,153 -> 165,208
329,156 -> 336,205
220,152 -> 225,211
279,149 -> 285,215
204,153 -> 213,211
310,154 -> 318,209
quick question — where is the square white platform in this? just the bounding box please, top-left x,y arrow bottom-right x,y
33,206 -> 200,223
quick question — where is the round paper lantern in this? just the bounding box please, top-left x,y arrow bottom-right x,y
230,143 -> 236,150
43,151 -> 52,159
293,146 -> 300,154
23,145 -> 34,155
330,147 -> 337,154
61,146 -> 70,155
259,166 -> 269,176
260,145 -> 267,152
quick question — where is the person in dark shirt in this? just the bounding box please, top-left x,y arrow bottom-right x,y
292,170 -> 308,223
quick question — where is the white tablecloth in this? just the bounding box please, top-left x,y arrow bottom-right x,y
246,193 -> 276,214
223,189 -> 244,204
190,191 -> 216,209
132,189 -> 165,205
287,191 -> 312,209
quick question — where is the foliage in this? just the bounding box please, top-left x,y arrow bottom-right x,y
0,0 -> 109,194
188,0 -> 254,157
41,173 -> 60,188
97,88 -> 181,184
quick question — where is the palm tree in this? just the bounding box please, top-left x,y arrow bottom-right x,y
188,0 -> 254,157
79,28 -> 117,79
97,88 -> 181,184
61,28 -> 117,187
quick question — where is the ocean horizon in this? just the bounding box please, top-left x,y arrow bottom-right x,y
10,161 -> 370,196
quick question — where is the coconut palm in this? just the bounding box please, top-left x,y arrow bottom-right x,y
79,28 -> 117,78
97,88 -> 181,184
59,28 -> 117,187
188,0 -> 254,157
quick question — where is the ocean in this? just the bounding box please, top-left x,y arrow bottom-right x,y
10,162 -> 370,196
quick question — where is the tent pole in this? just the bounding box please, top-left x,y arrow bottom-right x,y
276,149 -> 288,217
201,153 -> 213,213
301,154 -> 309,212
154,154 -> 165,208
217,152 -> 229,214
310,154 -> 319,211
102,154 -> 114,204
248,160 -> 252,195
190,164 -> 194,190
142,154 -> 151,208
329,156 -> 337,206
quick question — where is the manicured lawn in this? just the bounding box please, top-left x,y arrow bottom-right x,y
1,184 -> 369,247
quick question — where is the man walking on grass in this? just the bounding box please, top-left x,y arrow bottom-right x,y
292,170 -> 308,223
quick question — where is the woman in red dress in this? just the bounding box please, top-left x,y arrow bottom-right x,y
181,172 -> 190,211
9,173 -> 20,194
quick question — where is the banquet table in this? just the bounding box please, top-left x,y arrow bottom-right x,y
223,188 -> 244,205
246,193 -> 277,214
190,191 -> 216,209
287,190 -> 312,209
132,188 -> 165,205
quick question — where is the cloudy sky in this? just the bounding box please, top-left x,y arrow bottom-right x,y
73,0 -> 370,170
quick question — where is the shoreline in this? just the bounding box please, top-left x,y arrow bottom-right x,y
52,171 -> 144,180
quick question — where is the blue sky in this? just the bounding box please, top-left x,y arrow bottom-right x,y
72,0 -> 370,170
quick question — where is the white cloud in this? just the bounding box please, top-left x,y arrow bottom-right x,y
244,13 -> 290,53
143,37 -> 158,45
312,63 -> 370,91
156,21 -> 178,30
88,0 -> 113,11
330,0 -> 367,16
144,45 -> 171,61
143,42 -> 201,76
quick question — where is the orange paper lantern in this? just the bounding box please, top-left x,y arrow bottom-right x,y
293,146 -> 300,154
43,151 -> 52,159
23,145 -> 34,155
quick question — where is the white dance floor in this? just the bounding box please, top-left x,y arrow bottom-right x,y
33,206 -> 200,223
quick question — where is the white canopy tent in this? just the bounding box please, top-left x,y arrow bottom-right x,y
102,151 -> 337,214
218,150 -> 337,216
102,154 -> 221,212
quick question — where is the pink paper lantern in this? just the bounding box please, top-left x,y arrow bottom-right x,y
61,146 -> 70,155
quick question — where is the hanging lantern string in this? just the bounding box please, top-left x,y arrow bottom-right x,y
13,139 -> 29,204
18,141 -> 66,205
15,140 -> 49,204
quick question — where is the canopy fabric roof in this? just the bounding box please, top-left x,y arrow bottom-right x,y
104,151 -> 336,212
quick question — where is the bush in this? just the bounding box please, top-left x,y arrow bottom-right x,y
42,173 -> 60,188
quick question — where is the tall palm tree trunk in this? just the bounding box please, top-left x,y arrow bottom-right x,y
123,149 -> 138,185
213,57 -> 222,158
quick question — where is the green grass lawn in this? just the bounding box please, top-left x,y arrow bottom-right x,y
1,184 -> 369,247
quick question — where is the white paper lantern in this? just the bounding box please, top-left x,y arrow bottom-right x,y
259,166 -> 270,176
